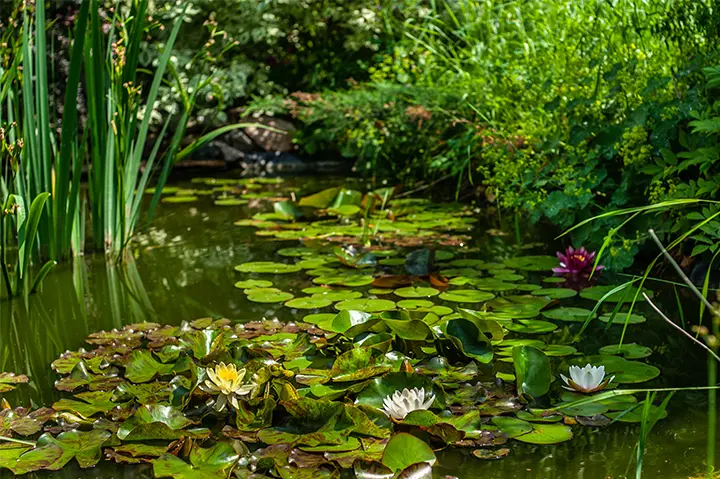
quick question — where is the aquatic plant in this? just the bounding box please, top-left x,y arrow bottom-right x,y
560,364 -> 614,394
200,362 -> 255,411
553,246 -> 604,276
381,387 -> 435,419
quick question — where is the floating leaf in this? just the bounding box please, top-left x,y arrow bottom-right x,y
503,256 -> 558,271
439,290 -> 495,303
542,307 -> 594,322
394,287 -> 439,298
472,448 -> 510,460
214,198 -> 248,206
530,288 -> 577,299
234,279 -> 273,289
0,373 -> 29,393
381,433 -> 436,472
397,299 -> 435,309
235,262 -> 302,274
513,346 -> 551,398
580,285 -> 653,303
285,297 -> 333,309
335,299 -> 396,313
491,416 -> 533,438
273,201 -> 305,220
162,195 -> 198,203
446,319 -> 493,363
248,290 -> 294,303
153,443 -> 239,478
598,312 -> 646,324
598,343 -> 652,359
505,320 -> 557,334
311,290 -> 363,302
117,405 -> 199,441
514,423 -> 573,444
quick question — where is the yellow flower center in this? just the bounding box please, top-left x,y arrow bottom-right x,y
572,254 -> 586,263
216,365 -> 239,382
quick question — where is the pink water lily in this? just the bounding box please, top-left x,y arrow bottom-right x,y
553,246 -> 604,275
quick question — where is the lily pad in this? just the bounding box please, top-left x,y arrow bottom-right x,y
214,198 -> 248,206
397,299 -> 435,309
503,256 -> 558,271
505,320 -> 558,334
285,297 -> 333,309
598,312 -> 646,324
235,262 -> 302,274
514,423 -> 573,444
439,290 -> 495,303
162,195 -> 198,203
531,288 -> 577,299
491,416 -> 533,438
310,290 -> 363,302
394,287 -> 440,298
513,346 -> 551,398
381,433 -> 436,472
248,290 -> 295,303
234,279 -> 273,289
335,299 -> 396,313
580,285 -> 653,303
598,343 -> 652,359
542,307 -> 594,322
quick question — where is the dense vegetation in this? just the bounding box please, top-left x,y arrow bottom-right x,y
138,0 -> 720,270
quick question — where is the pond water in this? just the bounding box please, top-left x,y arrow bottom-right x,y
0,174 -> 716,479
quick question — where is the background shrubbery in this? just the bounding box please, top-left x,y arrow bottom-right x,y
134,1 -> 720,268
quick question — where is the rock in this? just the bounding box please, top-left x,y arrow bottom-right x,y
223,129 -> 255,151
244,116 -> 296,152
211,140 -> 245,163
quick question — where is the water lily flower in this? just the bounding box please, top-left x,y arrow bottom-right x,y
553,246 -> 604,275
560,364 -> 614,394
200,362 -> 255,411
381,387 -> 435,419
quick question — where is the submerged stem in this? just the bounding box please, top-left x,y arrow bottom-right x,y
0,435 -> 36,447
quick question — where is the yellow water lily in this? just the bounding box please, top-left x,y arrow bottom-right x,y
200,362 -> 255,411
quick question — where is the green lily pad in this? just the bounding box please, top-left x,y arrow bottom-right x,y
491,417 -> 533,438
328,205 -> 362,216
234,279 -> 273,289
162,195 -> 198,204
513,346 -> 551,398
542,307 -> 594,322
302,313 -> 336,329
531,288 -> 577,299
235,262 -> 302,274
446,318 -> 493,363
310,290 -> 363,302
248,290 -> 294,303
394,286 -> 440,298
370,288 -> 394,295
606,402 -> 668,423
117,405 -> 200,441
514,423 -> 573,444
285,297 -> 333,309
598,312 -> 646,324
598,343 -> 652,359
543,344 -> 578,356
381,433 -> 436,472
278,247 -> 314,257
580,285 -> 653,303
505,320 -> 558,334
439,290 -> 495,303
153,443 -> 239,478
493,272 -> 525,282
503,256 -> 559,271
516,284 -> 542,292
335,299 -> 396,312
214,198 -> 248,206
542,276 -> 567,283
313,274 -> 374,287
397,299 -> 435,309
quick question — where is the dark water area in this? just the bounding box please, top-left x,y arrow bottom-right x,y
0,174 -> 717,478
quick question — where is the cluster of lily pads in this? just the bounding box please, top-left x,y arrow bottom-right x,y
0,182 -> 666,477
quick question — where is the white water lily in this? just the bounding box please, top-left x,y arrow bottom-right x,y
200,362 -> 255,411
381,387 -> 435,419
560,363 -> 614,394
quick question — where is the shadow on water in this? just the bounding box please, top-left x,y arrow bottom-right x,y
0,175 -> 718,478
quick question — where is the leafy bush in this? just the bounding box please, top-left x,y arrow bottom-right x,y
254,0 -> 720,269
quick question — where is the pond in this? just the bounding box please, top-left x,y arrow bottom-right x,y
0,174 -> 716,479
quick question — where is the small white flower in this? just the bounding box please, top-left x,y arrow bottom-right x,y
560,363 -> 614,394
381,387 -> 435,419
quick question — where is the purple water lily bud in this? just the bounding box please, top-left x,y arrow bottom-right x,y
553,246 -> 605,275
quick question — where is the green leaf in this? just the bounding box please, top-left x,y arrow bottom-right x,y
32,430 -> 111,470
513,423 -> 573,444
439,290 -> 495,303
153,443 -> 240,478
513,346 -> 551,398
117,404 -> 200,441
446,318 -> 493,363
381,433 -> 436,472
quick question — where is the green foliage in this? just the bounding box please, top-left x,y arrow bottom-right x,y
248,0 -> 720,268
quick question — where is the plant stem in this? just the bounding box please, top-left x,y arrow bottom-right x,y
0,435 -> 36,447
